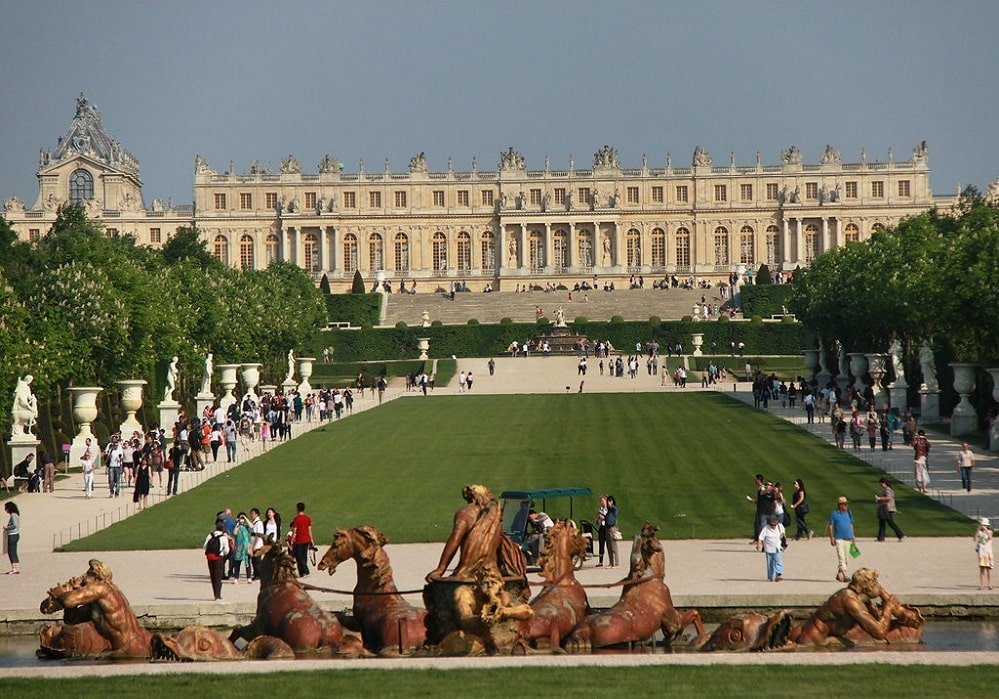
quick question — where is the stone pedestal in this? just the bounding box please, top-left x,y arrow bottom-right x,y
297,357 -> 315,395
816,370 -> 832,388
68,387 -> 103,470
9,438 -> 40,480
920,389 -> 941,423
282,379 -> 297,395
691,333 -> 704,357
195,392 -> 216,419
888,384 -> 908,413
158,400 -> 181,433
241,363 -> 262,403
418,337 -> 430,361
847,353 -> 868,393
988,368 -> 999,451
866,353 -> 888,410
949,363 -> 979,437
218,364 -> 241,412
117,380 -> 147,437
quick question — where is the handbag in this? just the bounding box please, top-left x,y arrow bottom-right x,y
611,528 -> 623,541
849,542 -> 861,558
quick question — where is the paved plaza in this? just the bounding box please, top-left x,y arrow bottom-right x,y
0,356 -> 996,676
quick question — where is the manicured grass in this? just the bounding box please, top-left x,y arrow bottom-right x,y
63,392 -> 971,552
690,355 -> 804,380
2,665 -> 998,697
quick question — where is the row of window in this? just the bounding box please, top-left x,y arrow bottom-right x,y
211,180 -> 912,211
207,222 -> 875,274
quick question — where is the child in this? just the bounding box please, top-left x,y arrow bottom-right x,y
975,518 -> 993,590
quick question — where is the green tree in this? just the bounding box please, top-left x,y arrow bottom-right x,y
162,226 -> 219,269
319,273 -> 331,295
351,269 -> 365,294
755,263 -> 772,285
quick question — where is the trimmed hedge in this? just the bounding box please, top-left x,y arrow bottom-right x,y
325,293 -> 381,326
740,285 -> 794,317
311,319 -> 811,362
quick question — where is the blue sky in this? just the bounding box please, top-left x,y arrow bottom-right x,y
1,1 -> 995,205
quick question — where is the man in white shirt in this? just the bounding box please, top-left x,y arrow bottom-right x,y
754,515 -> 786,582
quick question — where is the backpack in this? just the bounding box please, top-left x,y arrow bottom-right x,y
206,533 -> 222,556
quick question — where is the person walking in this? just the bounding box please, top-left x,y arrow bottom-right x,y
288,502 -> 315,577
81,448 -> 96,499
791,478 -> 812,540
230,512 -> 252,584
203,522 -> 230,601
956,442 -> 975,493
912,429 -> 931,494
595,496 -> 609,567
975,518 -> 993,590
875,478 -> 905,542
40,451 -> 56,493
604,495 -> 620,568
828,496 -> 856,583
132,453 -> 150,510
754,515 -> 785,582
3,502 -> 21,575
264,507 -> 282,544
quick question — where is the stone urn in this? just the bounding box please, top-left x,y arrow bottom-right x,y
987,367 -> 999,451
69,387 -> 103,469
865,353 -> 888,410
297,357 -> 316,394
691,333 -> 704,357
117,379 -> 147,436
803,349 -> 819,382
847,352 -> 868,393
418,338 -> 430,361
241,363 -> 262,402
218,364 -> 241,411
949,363 -> 979,436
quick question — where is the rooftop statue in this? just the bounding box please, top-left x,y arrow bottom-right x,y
409,152 -> 428,173
280,155 -> 301,174
592,145 -> 620,169
3,196 -> 24,213
195,154 -> 216,176
820,144 -> 842,164
318,154 -> 342,174
247,160 -> 268,175
912,140 -> 929,165
692,146 -> 712,167
499,147 -> 525,171
781,145 -> 802,165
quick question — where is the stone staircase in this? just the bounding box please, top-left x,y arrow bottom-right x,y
382,288 -> 716,326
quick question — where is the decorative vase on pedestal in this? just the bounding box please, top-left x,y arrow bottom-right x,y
803,349 -> 819,383
865,353 -> 888,410
949,363 -> 979,437
117,380 -> 147,437
218,364 -> 240,411
418,338 -> 430,361
297,357 -> 315,394
691,333 -> 704,357
847,353 -> 869,393
241,363 -> 262,403
68,387 -> 103,470
987,368 -> 999,451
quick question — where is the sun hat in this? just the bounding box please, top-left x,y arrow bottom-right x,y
981,517 -> 991,527
836,496 -> 849,505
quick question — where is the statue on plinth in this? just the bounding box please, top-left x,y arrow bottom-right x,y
836,340 -> 849,378
888,339 -> 906,386
554,306 -> 567,328
200,353 -> 213,395
919,340 -> 938,392
10,374 -> 38,437
817,339 -> 830,376
284,350 -> 296,384
163,356 -> 179,402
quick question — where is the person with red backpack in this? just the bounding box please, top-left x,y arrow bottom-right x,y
203,521 -> 230,601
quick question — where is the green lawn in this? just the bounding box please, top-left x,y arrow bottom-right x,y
690,355 -> 804,380
2,665 -> 997,697
63,392 -> 971,552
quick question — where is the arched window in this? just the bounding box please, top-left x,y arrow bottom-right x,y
394,232 -> 409,272
528,230 -> 544,271
626,228 -> 641,269
213,235 -> 229,266
578,229 -> 593,268
675,227 -> 691,270
553,228 -> 569,270
651,228 -> 666,268
871,222 -> 886,236
68,169 -> 94,202
765,225 -> 780,266
457,231 -> 471,272
845,223 -> 860,243
739,225 -> 755,266
239,234 -> 255,270
304,233 -> 320,273
480,231 -> 495,271
266,234 -> 280,265
713,226 -> 729,266
804,224 -> 818,263
433,232 -> 447,273
343,234 -> 358,273
368,233 -> 384,271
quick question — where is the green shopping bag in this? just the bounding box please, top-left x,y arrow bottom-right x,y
849,542 -> 861,558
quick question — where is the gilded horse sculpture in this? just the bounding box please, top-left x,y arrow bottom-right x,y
524,520 -> 590,651
318,525 -> 428,654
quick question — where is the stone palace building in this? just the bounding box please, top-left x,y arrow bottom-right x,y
4,95 -> 955,291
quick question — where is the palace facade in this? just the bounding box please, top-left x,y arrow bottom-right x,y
4,95 -> 955,291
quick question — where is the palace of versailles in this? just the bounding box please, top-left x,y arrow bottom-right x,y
4,94 -> 956,292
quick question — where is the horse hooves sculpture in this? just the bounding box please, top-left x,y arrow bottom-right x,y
318,525 -> 427,655
570,523 -> 703,650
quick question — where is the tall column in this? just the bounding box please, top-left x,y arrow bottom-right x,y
498,224 -> 507,273
821,217 -> 829,254
544,223 -> 553,272
781,218 -> 791,268
794,218 -> 803,264
316,226 -> 325,274
281,226 -> 291,262
568,222 -> 577,269
294,226 -> 305,269
832,217 -> 842,249
519,223 -> 527,269
328,226 -> 339,273
613,222 -> 623,268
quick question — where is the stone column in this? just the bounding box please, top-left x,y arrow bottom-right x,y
117,380 -> 148,437
544,223 -> 553,273
518,223 -> 527,270
781,218 -> 791,268
329,226 -> 340,276
217,364 -> 241,412
281,226 -> 291,262
949,363 -> 979,436
68,387 -> 103,470
794,218 -> 803,265
832,217 -> 843,249
568,222 -> 577,269
821,217 -> 829,254
613,222 -> 623,271
315,226 -> 325,275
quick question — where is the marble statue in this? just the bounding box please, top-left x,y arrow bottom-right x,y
692,146 -> 712,167
836,341 -> 848,378
421,310 -> 430,328
409,152 -> 428,173
200,353 -> 213,395
554,306 -> 566,328
820,144 -> 842,164
499,147 -> 525,171
601,233 -> 611,265
280,155 -> 302,174
919,340 -> 938,392
318,154 -> 342,174
164,356 -> 178,402
11,374 -> 38,437
817,339 -> 829,375
194,154 -> 215,176
284,350 -> 295,384
781,145 -> 802,165
888,339 -> 906,385
912,140 -> 928,165
592,145 -> 620,169
508,238 -> 518,266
